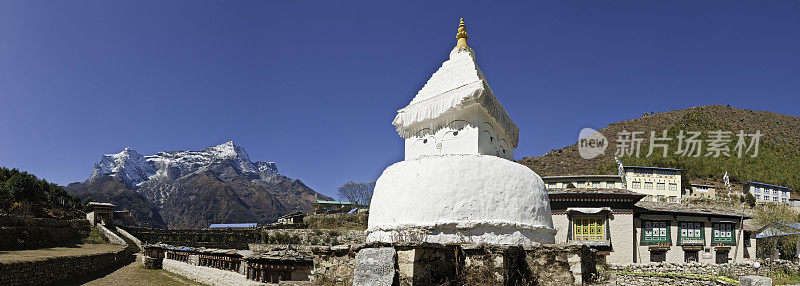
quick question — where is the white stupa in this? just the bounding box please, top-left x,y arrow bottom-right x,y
367,19 -> 555,245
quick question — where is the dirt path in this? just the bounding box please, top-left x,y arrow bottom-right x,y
80,254 -> 206,286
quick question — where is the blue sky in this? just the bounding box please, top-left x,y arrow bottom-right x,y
1,1 -> 798,199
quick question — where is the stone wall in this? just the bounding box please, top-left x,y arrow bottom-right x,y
121,226 -> 259,249
0,247 -> 133,286
311,245 -> 358,285
163,257 -> 265,286
612,272 -> 734,286
608,259 -> 799,279
310,242 -> 596,286
122,226 -> 366,250
0,215 -> 90,250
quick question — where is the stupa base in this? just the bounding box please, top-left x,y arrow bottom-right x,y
366,154 -> 556,246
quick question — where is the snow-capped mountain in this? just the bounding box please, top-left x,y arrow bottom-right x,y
89,147 -> 156,187
69,141 -> 331,229
89,141 -> 279,188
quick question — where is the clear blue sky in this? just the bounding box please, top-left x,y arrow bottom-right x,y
1,1 -> 799,199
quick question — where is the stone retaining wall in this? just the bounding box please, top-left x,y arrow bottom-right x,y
0,215 -> 90,250
122,226 -> 366,250
612,272 -> 734,286
163,257 -> 265,286
608,259 -> 799,279
0,247 -> 133,286
310,242 -> 596,286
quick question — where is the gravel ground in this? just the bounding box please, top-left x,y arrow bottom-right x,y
80,254 -> 206,286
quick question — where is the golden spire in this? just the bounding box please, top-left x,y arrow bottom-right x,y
455,18 -> 468,49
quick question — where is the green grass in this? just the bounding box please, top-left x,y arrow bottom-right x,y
83,227 -> 110,244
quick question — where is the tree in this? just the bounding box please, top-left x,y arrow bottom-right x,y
743,193 -> 756,208
337,181 -> 376,206
753,203 -> 800,259
4,172 -> 44,204
0,184 -> 12,210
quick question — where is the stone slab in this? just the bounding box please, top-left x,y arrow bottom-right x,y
352,247 -> 396,286
740,276 -> 772,286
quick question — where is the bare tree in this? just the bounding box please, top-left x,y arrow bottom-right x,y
337,181 -> 376,206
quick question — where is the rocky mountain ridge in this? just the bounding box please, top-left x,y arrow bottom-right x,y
68,141 -> 330,228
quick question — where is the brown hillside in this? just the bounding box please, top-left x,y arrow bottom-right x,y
518,105 -> 800,190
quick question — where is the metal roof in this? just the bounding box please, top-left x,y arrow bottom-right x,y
316,200 -> 354,205
756,222 -> 800,238
745,181 -> 792,190
624,166 -> 682,172
208,223 -> 257,228
542,175 -> 622,180
690,184 -> 716,188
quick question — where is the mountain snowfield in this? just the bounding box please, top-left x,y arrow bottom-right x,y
89,141 -> 278,188
68,141 -> 330,228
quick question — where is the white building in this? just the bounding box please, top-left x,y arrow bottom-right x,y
367,19 -> 555,245
745,181 -> 792,204
624,166 -> 682,202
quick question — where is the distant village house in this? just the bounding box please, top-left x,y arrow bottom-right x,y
624,166 -> 682,202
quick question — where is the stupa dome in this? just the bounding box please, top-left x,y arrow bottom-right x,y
366,19 -> 555,245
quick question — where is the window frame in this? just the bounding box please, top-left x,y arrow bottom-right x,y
642,220 -> 670,244
572,215 -> 608,242
679,221 -> 704,245
712,223 -> 735,245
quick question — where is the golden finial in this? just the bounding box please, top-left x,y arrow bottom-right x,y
455,18 -> 468,49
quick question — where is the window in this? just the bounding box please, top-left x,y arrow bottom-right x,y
592,181 -> 601,188
606,182 -> 616,188
643,221 -> 669,243
632,181 -> 641,189
712,223 -> 734,244
679,222 -> 704,245
753,187 -> 760,194
547,183 -> 557,189
644,182 -> 653,189
756,195 -> 761,200
669,183 -> 677,191
577,182 -> 586,188
657,183 -> 665,190
573,216 -> 606,241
